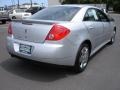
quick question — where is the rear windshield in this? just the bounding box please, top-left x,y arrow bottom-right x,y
15,9 -> 26,13
30,6 -> 80,21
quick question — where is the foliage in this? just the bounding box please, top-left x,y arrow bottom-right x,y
113,0 -> 120,12
59,0 -> 120,12
59,0 -> 106,4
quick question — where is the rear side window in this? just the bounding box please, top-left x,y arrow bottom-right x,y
30,6 -> 80,21
84,9 -> 99,21
15,9 -> 25,13
96,9 -> 109,22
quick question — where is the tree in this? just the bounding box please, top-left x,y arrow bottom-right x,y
59,0 -> 120,12
59,0 -> 104,4
59,0 -> 79,4
113,0 -> 120,12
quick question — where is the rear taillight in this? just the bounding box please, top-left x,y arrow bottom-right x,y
24,14 -> 29,16
8,23 -> 13,36
46,24 -> 70,41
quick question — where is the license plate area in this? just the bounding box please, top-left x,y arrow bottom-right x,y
19,44 -> 32,54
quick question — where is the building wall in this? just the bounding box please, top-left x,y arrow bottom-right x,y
48,0 -> 61,6
20,4 -> 41,9
87,4 -> 106,9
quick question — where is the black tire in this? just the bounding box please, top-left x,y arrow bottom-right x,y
74,44 -> 90,73
12,16 -> 16,19
2,20 -> 6,24
109,30 -> 116,44
10,54 -> 15,57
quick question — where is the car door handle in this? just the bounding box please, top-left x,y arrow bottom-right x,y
89,27 -> 94,29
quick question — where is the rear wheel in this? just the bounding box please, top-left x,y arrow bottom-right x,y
12,16 -> 16,19
2,20 -> 6,24
74,44 -> 90,73
109,30 -> 116,44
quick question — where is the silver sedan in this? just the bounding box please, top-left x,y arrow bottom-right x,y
7,5 -> 116,73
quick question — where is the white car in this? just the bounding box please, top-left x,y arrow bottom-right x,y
9,9 -> 31,20
7,5 -> 116,73
101,8 -> 108,14
0,7 -> 9,24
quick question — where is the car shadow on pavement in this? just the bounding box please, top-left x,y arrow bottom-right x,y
90,44 -> 110,59
0,21 -> 10,25
0,57 -> 75,82
0,23 -> 5,25
0,43 -> 113,82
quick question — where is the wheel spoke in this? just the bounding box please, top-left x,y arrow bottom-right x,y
79,47 -> 89,69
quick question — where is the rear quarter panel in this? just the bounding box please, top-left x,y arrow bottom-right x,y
59,22 -> 93,62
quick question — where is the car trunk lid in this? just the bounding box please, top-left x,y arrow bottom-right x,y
12,19 -> 60,43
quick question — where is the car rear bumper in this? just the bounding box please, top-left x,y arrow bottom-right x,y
22,16 -> 31,19
0,17 -> 10,21
7,37 -> 76,66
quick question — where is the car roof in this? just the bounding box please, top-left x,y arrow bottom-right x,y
51,4 -> 97,9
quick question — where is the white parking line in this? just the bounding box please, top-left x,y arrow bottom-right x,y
0,24 -> 8,29
0,27 -> 8,29
0,27 -> 8,31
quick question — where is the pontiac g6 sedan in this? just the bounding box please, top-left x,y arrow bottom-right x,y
7,5 -> 116,73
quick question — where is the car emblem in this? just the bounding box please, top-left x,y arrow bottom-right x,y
25,29 -> 27,33
24,29 -> 28,40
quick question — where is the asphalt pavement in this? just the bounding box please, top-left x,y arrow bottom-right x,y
0,14 -> 120,90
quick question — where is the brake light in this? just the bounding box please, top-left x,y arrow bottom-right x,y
8,23 -> 13,36
24,14 -> 29,16
46,24 -> 70,41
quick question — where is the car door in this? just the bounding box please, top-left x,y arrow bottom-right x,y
14,10 -> 22,19
12,10 -> 20,19
96,9 -> 112,42
83,8 -> 104,49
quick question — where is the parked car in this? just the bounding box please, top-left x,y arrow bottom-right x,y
7,5 -> 116,73
9,9 -> 32,20
25,6 -> 44,14
101,8 -> 108,14
0,7 -> 10,24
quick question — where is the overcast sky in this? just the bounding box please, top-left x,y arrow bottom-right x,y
0,0 -> 48,7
